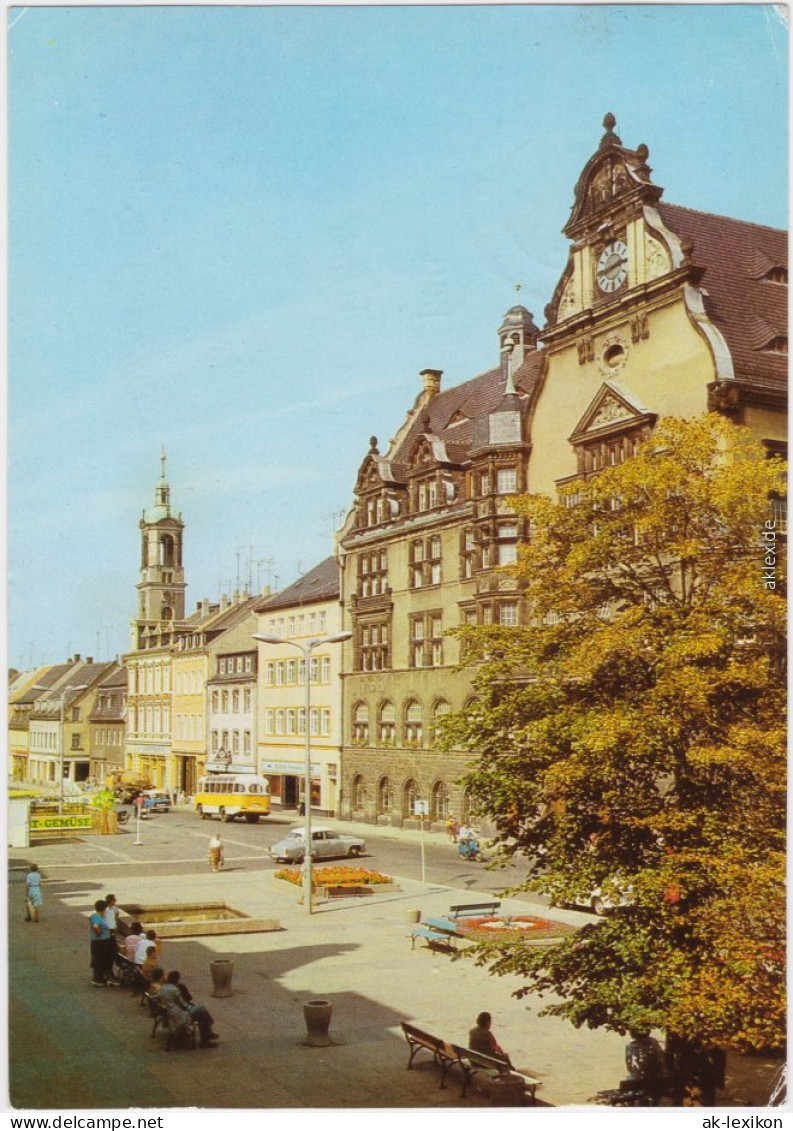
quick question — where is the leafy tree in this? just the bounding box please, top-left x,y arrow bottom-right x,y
443,415 -> 786,1058
90,787 -> 118,834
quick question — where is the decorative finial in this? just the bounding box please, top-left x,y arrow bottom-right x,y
160,445 -> 167,479
600,112 -> 622,149
369,436 -> 379,454
514,282 -> 522,304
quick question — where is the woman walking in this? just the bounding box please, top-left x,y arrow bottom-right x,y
25,864 -> 43,922
208,834 -> 224,872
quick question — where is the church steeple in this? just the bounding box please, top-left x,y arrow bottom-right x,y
134,449 -> 187,645
154,446 -> 170,510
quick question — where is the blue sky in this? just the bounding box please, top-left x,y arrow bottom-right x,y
8,3 -> 788,668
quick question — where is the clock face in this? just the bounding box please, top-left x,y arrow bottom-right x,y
596,240 -> 628,293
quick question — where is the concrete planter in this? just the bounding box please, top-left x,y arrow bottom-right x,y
303,999 -> 333,1047
210,959 -> 235,997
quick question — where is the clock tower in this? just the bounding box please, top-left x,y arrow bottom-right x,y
135,449 -> 186,638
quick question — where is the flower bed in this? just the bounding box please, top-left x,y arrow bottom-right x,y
456,915 -> 577,942
275,865 -> 393,888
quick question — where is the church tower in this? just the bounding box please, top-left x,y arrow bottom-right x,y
135,449 -> 186,640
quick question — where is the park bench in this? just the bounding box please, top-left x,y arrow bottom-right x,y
409,926 -> 456,951
399,1021 -> 458,1088
451,1043 -> 539,1105
448,901 -> 501,920
143,991 -> 199,1052
410,915 -> 462,951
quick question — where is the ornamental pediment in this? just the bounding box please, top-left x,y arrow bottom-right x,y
569,382 -> 655,444
408,437 -> 436,472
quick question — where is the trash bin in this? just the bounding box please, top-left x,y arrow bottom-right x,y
303,999 -> 333,1046
210,959 -> 234,997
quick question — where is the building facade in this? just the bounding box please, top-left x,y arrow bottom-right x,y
336,114 -> 787,828
172,596 -> 260,792
28,658 -> 116,787
205,612 -> 259,776
255,558 -> 344,815
88,663 -> 127,783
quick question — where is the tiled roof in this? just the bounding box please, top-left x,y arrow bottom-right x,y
257,557 -> 339,612
389,351 -> 543,479
658,203 -> 787,390
97,664 -> 128,689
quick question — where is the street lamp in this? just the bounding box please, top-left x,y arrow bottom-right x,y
253,630 -> 352,914
32,682 -> 88,813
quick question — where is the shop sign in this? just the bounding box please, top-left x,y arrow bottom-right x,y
260,760 -> 320,775
31,815 -> 92,831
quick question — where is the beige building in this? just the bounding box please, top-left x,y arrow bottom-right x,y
88,664 -> 127,783
336,114 -> 786,828
27,658 -> 116,787
255,558 -> 344,815
172,595 -> 261,793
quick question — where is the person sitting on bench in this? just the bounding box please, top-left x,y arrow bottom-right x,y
154,970 -> 219,1047
468,1011 -> 513,1066
122,921 -> 144,960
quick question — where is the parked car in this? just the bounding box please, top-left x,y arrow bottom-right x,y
269,826 -> 365,863
140,789 -> 172,813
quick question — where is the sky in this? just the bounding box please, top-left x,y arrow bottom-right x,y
8,2 -> 788,670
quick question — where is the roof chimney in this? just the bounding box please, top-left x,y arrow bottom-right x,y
420,369 -> 442,397
86,657 -> 93,665
73,654 -> 81,663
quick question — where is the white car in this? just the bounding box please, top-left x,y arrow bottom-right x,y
269,826 -> 366,863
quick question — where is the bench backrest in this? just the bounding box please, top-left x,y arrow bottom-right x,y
451,1043 -> 510,1074
448,902 -> 501,919
400,1021 -> 446,1052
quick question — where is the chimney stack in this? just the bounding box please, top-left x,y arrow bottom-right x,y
420,369 -> 442,397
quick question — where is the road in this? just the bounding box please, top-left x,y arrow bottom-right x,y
41,805 -> 543,903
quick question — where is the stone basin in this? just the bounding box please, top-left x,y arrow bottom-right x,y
121,901 -> 280,938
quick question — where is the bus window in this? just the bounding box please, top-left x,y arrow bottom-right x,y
249,784 -> 261,794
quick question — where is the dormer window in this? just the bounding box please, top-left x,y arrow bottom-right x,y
764,335 -> 788,355
763,266 -> 788,285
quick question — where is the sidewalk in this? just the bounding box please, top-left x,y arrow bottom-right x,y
8,840 -> 781,1110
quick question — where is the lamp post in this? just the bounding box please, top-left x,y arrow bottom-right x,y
253,630 -> 351,914
32,682 -> 88,813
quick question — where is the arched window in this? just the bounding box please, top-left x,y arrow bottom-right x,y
461,784 -> 474,823
158,535 -> 174,567
403,778 -> 418,818
379,701 -> 396,744
405,700 -> 423,745
353,702 -> 369,744
377,776 -> 392,816
432,699 -> 450,744
351,773 -> 366,812
431,780 -> 450,820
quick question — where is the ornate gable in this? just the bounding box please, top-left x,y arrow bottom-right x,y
564,114 -> 662,241
569,382 -> 656,445
408,435 -> 437,475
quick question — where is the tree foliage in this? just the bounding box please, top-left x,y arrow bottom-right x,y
443,415 -> 786,1051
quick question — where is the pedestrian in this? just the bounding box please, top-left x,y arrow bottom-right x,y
208,834 -> 224,872
625,1029 -> 666,1104
103,893 -> 120,938
446,813 -> 460,842
24,864 -> 43,922
89,899 -> 119,986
